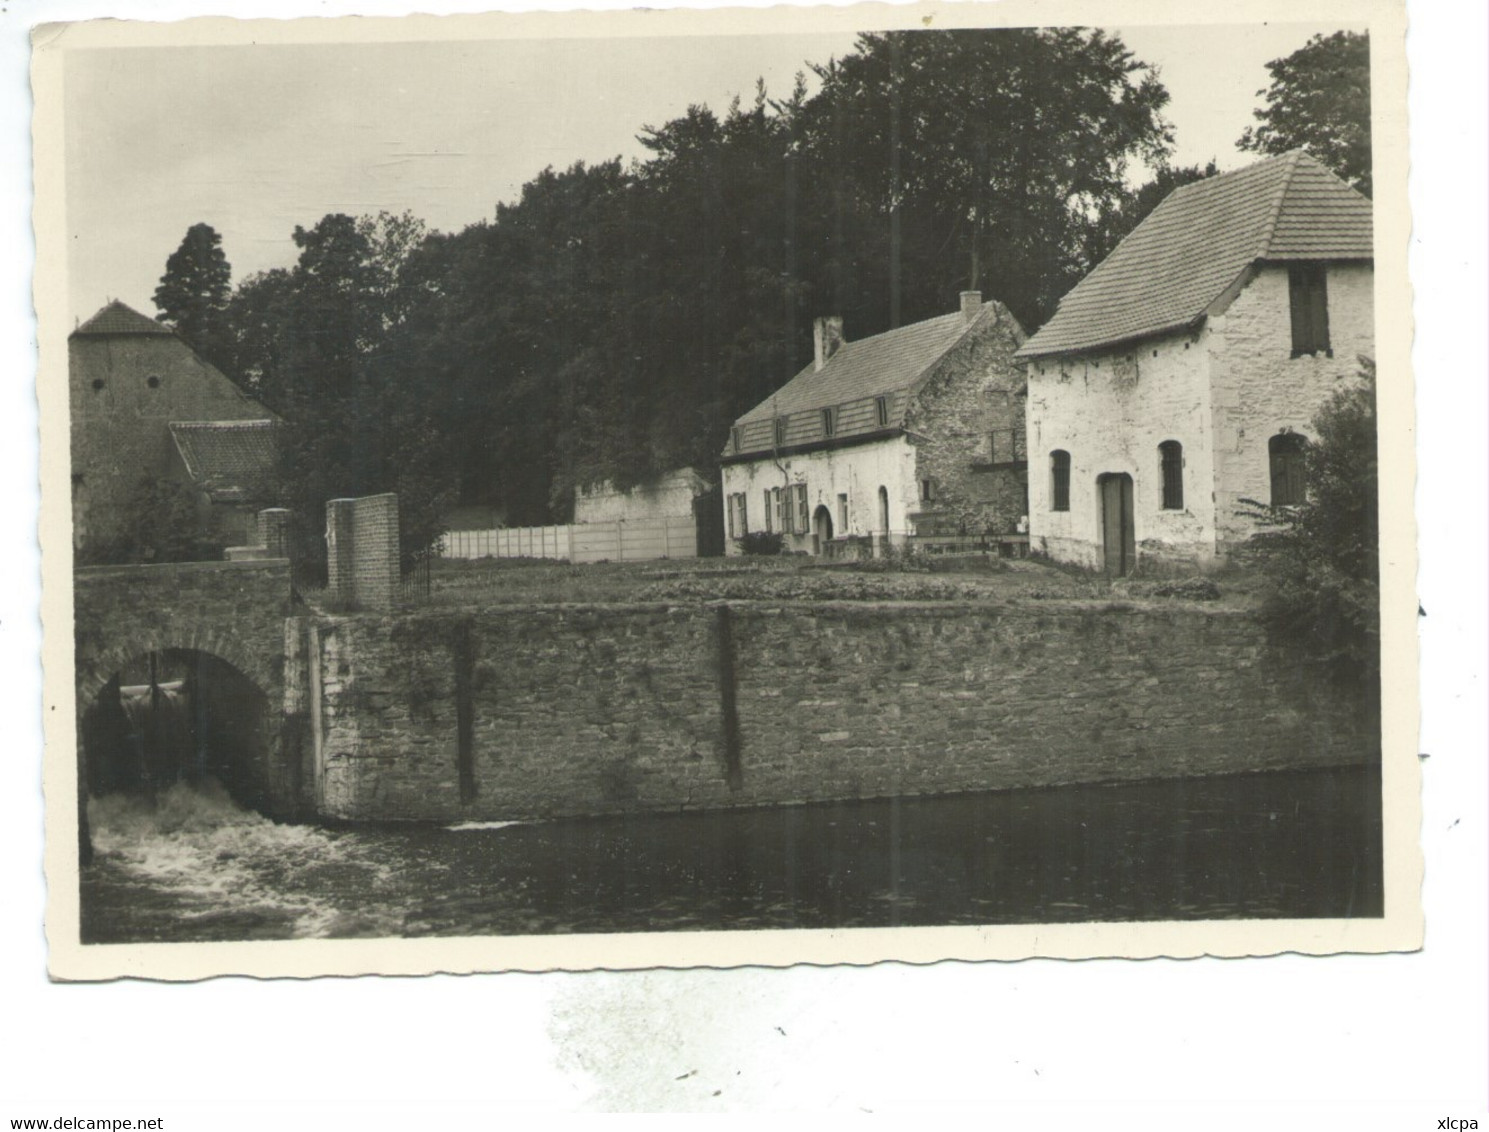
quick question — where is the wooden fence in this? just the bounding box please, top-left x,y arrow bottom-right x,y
438,517 -> 698,564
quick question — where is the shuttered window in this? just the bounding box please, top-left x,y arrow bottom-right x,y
876,396 -> 889,427
1269,433 -> 1309,506
794,484 -> 809,534
1050,450 -> 1071,512
782,484 -> 795,533
731,427 -> 743,454
1159,440 -> 1184,510
821,407 -> 836,438
775,417 -> 788,448
1288,264 -> 1331,357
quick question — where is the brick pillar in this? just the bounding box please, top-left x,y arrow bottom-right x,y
350,493 -> 400,611
325,498 -> 357,605
258,508 -> 292,559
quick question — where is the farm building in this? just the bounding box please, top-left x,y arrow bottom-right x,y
720,292 -> 1028,557
1017,150 -> 1375,574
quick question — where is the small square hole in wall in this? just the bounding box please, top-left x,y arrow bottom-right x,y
91,379 -> 105,391
146,375 -> 161,388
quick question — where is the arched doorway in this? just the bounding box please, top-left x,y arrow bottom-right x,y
80,648 -> 275,815
1097,473 -> 1136,576
812,505 -> 834,556
877,486 -> 890,556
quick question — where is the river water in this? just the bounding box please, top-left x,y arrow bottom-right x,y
80,765 -> 1381,943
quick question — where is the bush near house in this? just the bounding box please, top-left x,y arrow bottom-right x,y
736,531 -> 785,556
1238,357 -> 1379,694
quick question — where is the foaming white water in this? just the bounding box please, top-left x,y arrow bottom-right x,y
88,780 -> 405,938
446,820 -> 525,831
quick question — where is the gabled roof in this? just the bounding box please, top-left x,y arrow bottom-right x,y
737,308 -> 980,426
726,300 -> 1021,459
73,300 -> 176,338
1016,150 -> 1373,359
169,420 -> 276,503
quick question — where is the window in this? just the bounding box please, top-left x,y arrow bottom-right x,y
821,407 -> 836,438
1269,433 -> 1309,506
837,492 -> 849,532
793,484 -> 809,534
783,484 -> 795,533
1288,264 -> 1331,357
1050,450 -> 1071,512
878,486 -> 890,533
875,396 -> 889,427
727,492 -> 749,538
763,490 -> 774,533
990,428 -> 1027,465
731,427 -> 743,455
775,417 -> 788,448
919,478 -> 935,503
774,487 -> 785,533
1159,440 -> 1184,510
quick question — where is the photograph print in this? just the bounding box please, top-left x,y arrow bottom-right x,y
36,0 -> 1420,980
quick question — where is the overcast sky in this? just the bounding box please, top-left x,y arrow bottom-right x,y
63,21 -> 1357,321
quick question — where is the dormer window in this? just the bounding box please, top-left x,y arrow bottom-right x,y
875,396 -> 889,427
775,417 -> 788,448
821,407 -> 836,438
1288,264 -> 1332,357
731,426 -> 743,454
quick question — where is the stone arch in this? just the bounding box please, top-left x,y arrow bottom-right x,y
79,644 -> 278,814
76,622 -> 277,710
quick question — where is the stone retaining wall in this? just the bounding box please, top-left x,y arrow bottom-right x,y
311,599 -> 1377,822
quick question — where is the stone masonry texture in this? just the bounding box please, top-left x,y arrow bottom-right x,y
312,599 -> 1377,822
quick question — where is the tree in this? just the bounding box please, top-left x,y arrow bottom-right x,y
1240,358 -> 1379,697
1238,30 -> 1372,196
796,28 -> 1175,332
153,222 -> 233,370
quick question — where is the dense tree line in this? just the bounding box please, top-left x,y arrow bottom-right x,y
149,28 -> 1368,570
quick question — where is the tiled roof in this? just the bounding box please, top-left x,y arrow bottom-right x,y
1016,151 -> 1373,359
727,301 -> 1019,457
74,300 -> 176,337
169,420 -> 277,503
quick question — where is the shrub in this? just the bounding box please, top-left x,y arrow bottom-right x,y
736,531 -> 784,556
1238,358 -> 1378,694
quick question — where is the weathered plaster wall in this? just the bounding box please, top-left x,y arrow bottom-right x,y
575,470 -> 706,525
721,438 -> 917,555
1026,329 -> 1217,571
1208,262 -> 1375,551
311,599 -> 1376,822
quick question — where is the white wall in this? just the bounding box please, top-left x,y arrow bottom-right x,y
1026,328 -> 1216,570
574,469 -> 704,525
1026,261 -> 1375,572
720,437 -> 917,555
1208,262 -> 1376,551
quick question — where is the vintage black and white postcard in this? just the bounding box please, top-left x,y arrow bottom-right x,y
34,0 -> 1420,981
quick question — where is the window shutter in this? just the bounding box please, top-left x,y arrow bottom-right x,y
795,484 -> 809,534
1308,270 -> 1331,354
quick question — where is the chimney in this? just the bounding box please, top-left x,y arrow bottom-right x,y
813,316 -> 844,372
960,291 -> 983,323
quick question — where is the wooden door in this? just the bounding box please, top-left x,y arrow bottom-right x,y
1099,473 -> 1135,576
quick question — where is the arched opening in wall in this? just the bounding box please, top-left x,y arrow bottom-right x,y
1269,433 -> 1309,506
80,649 -> 273,816
877,486 -> 890,555
812,505 -> 834,556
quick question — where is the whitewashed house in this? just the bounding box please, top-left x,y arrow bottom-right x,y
720,293 -> 1027,556
1017,150 -> 1374,574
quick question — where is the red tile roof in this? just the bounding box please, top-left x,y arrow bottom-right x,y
73,300 -> 177,337
1016,151 -> 1373,359
727,300 -> 1021,457
169,420 -> 277,503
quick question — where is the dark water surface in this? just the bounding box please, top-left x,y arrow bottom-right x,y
81,765 -> 1382,943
